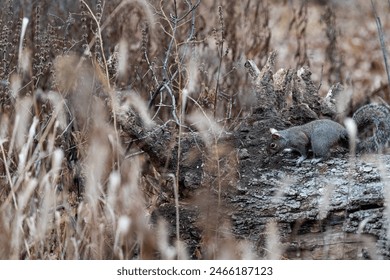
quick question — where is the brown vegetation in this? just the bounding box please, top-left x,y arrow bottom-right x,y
0,0 -> 390,259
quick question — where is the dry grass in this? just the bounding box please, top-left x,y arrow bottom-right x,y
0,0 -> 389,259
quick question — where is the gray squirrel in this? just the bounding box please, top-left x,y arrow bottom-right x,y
268,104 -> 390,164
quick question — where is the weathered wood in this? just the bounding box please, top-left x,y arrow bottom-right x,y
115,56 -> 390,259
232,58 -> 390,259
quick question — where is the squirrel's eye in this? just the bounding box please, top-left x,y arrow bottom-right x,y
270,143 -> 277,149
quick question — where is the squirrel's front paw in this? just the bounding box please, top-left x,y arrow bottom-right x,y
311,158 -> 323,164
296,155 -> 307,165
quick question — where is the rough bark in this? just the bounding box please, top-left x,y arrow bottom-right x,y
115,54 -> 390,259
233,56 -> 390,259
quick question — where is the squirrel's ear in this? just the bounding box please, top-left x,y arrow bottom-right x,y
270,128 -> 281,139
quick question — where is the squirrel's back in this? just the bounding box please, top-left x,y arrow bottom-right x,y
269,119 -> 348,163
269,103 -> 390,164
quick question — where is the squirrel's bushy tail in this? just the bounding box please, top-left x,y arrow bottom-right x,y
352,104 -> 390,152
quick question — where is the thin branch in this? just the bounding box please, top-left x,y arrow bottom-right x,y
149,0 -> 199,124
177,0 -> 201,22
148,82 -> 166,108
160,1 -> 178,81
162,83 -> 180,125
80,0 -> 110,90
214,5 -> 225,118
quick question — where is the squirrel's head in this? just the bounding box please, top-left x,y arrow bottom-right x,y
268,128 -> 285,154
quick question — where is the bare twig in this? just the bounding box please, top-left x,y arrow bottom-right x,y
162,83 -> 180,125
214,5 -> 225,118
149,0 -> 200,124
0,140 -> 17,211
80,0 -> 110,90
